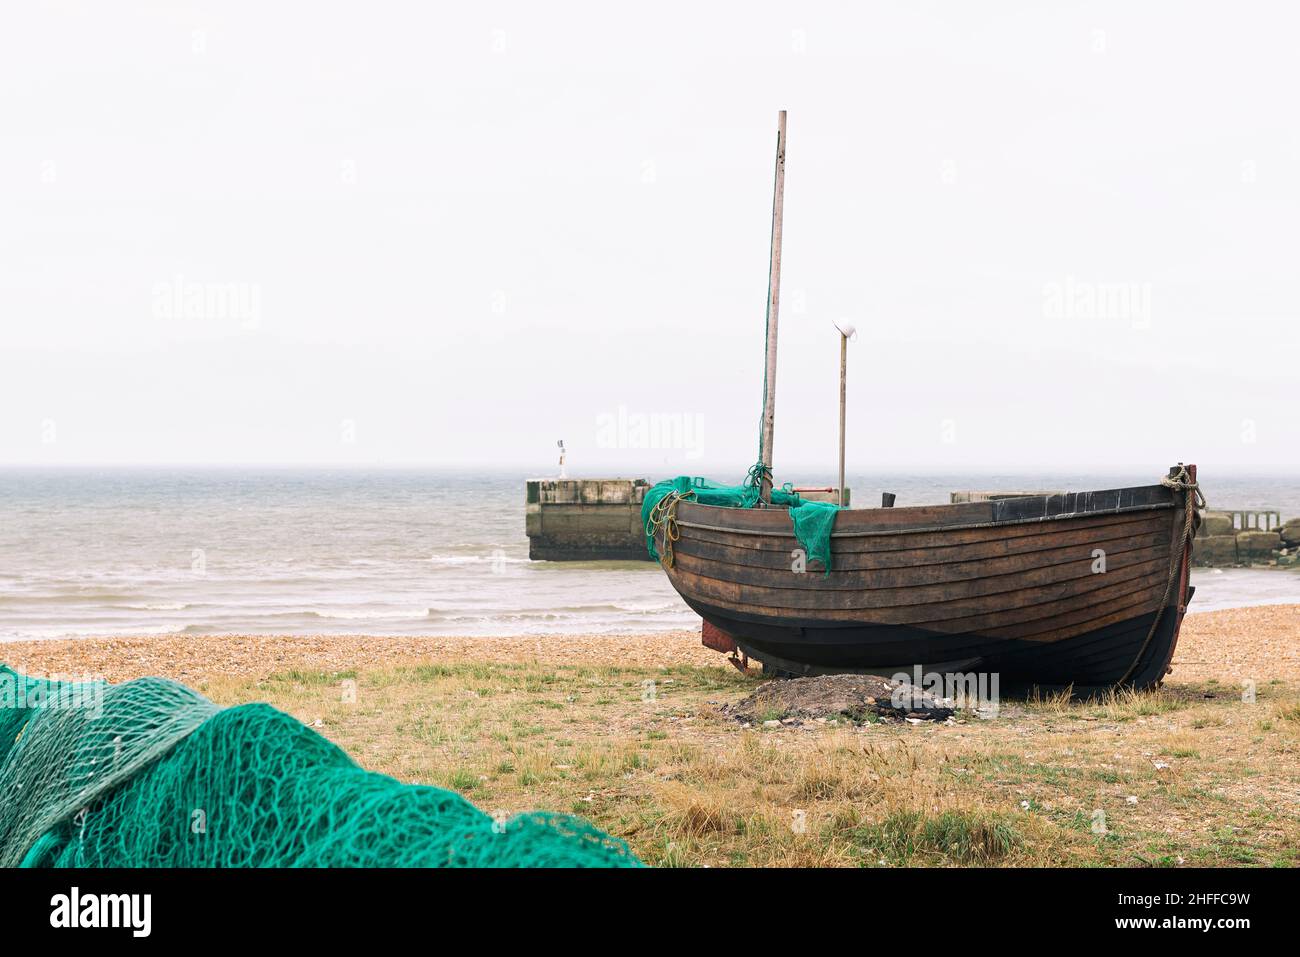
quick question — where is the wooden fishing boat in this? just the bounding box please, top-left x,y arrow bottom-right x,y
654,468 -> 1201,689
649,112 -> 1203,690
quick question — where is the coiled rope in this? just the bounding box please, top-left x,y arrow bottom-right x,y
1115,466 -> 1206,686
646,490 -> 692,568
744,461 -> 772,496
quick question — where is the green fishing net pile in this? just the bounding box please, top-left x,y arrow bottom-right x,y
641,472 -> 841,572
0,666 -> 639,868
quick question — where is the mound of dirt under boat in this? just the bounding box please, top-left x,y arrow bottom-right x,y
721,674 -> 956,726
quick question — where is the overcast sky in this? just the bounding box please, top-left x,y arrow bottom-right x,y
2,1 -> 1296,475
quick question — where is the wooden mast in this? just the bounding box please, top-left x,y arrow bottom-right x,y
838,331 -> 847,507
758,110 -> 787,505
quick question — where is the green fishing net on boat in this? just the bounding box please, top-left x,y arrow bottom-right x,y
641,471 -> 841,572
0,666 -> 639,868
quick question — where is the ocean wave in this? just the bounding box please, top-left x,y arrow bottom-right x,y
426,555 -> 528,566
0,623 -> 180,642
438,543 -> 520,551
34,591 -> 145,604
309,608 -> 433,621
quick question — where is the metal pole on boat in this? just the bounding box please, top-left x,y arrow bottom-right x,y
833,321 -> 856,507
759,110 -> 787,505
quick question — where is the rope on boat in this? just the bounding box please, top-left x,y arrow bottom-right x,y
648,461 -> 774,567
744,461 -> 772,493
1115,466 -> 1206,686
646,489 -> 692,568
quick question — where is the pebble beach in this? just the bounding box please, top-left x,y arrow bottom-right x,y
4,604 -> 1296,687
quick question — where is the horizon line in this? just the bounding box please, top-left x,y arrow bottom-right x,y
1,461 -> 1293,474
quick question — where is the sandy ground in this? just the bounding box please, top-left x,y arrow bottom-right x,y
3,604 -> 1297,686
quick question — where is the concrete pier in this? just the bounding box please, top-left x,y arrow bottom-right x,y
525,479 -> 851,561
525,478 -> 652,561
1195,510 -> 1299,568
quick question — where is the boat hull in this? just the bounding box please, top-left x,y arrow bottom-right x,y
683,593 -> 1190,690
657,473 -> 1197,690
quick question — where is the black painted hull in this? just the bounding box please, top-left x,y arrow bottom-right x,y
685,591 -> 1191,691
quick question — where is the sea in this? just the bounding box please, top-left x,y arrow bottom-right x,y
1,467 -> 1297,642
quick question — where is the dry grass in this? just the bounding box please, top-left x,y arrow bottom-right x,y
3,605 -> 1299,867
